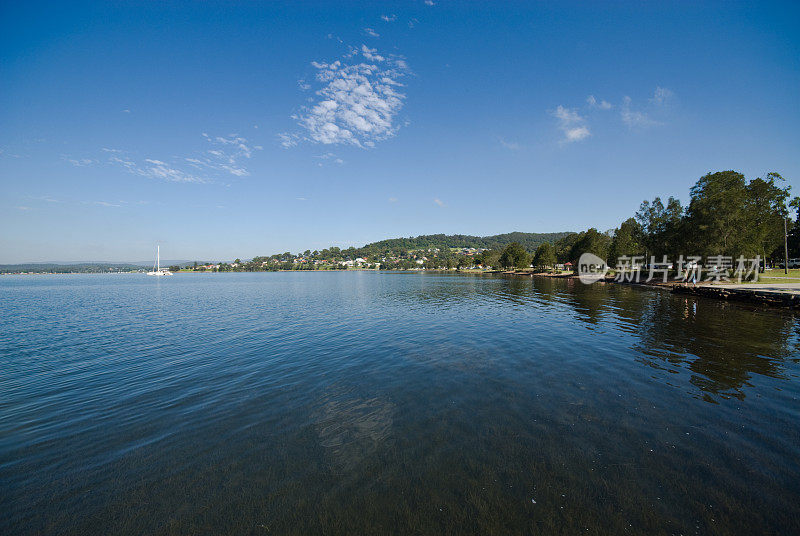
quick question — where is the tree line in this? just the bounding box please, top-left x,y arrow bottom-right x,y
478,170 -> 795,270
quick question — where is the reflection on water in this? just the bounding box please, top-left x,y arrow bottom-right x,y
465,273 -> 799,401
1,272 -> 799,535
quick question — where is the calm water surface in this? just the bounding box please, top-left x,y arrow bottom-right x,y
1,272 -> 799,535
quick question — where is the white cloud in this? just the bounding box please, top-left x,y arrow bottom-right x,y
278,132 -> 299,148
499,138 -> 520,150
67,158 -> 97,166
587,95 -> 612,110
94,201 -> 123,207
364,27 -> 380,38
381,14 -> 397,22
620,96 -> 659,128
139,158 -> 206,183
31,195 -> 61,203
315,152 -> 345,165
553,105 -> 582,124
565,126 -> 590,141
388,197 -> 398,203
16,206 -> 31,211
207,134 -> 254,157
552,105 -> 591,143
650,86 -> 674,106
434,198 -> 444,207
359,44 -> 385,62
582,87 -> 674,131
107,136 -> 246,184
289,45 -> 410,148
192,133 -> 259,176
425,0 -> 435,5
122,109 -> 130,113
105,147 -> 209,184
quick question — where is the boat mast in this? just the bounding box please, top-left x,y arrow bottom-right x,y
157,245 -> 160,272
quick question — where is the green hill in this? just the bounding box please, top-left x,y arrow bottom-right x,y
358,232 -> 574,254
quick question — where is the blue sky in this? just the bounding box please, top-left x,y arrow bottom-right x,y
1,1 -> 798,262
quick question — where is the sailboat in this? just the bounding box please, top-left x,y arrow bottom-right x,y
147,245 -> 173,276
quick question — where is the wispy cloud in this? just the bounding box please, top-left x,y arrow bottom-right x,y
315,152 -> 345,165
282,45 -> 410,148
620,96 -> 659,128
552,105 -> 590,143
551,87 -> 674,140
30,195 -> 61,204
586,95 -> 612,110
100,132 -> 259,182
388,197 -> 398,203
381,14 -> 397,22
425,0 -> 435,5
193,133 -> 260,176
499,138 -> 520,150
111,156 -> 207,183
363,27 -> 380,38
650,86 -> 674,106
16,206 -> 32,211
278,133 -> 299,148
93,201 -> 123,207
434,198 -> 445,207
66,157 -> 97,167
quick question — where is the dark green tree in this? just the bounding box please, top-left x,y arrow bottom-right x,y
684,171 -> 748,257
608,218 -> 645,265
532,242 -> 556,270
479,249 -> 501,268
635,196 -> 683,257
567,228 -> 611,263
744,172 -> 791,262
499,242 -> 531,269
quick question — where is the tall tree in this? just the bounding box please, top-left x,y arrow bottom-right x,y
478,249 -> 501,268
743,172 -> 791,262
533,242 -> 557,269
554,233 -> 581,263
635,196 -> 683,257
499,242 -> 530,269
567,228 -> 611,263
684,171 -> 748,257
608,218 -> 645,265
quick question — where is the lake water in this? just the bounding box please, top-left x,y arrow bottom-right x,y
1,272 -> 799,535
